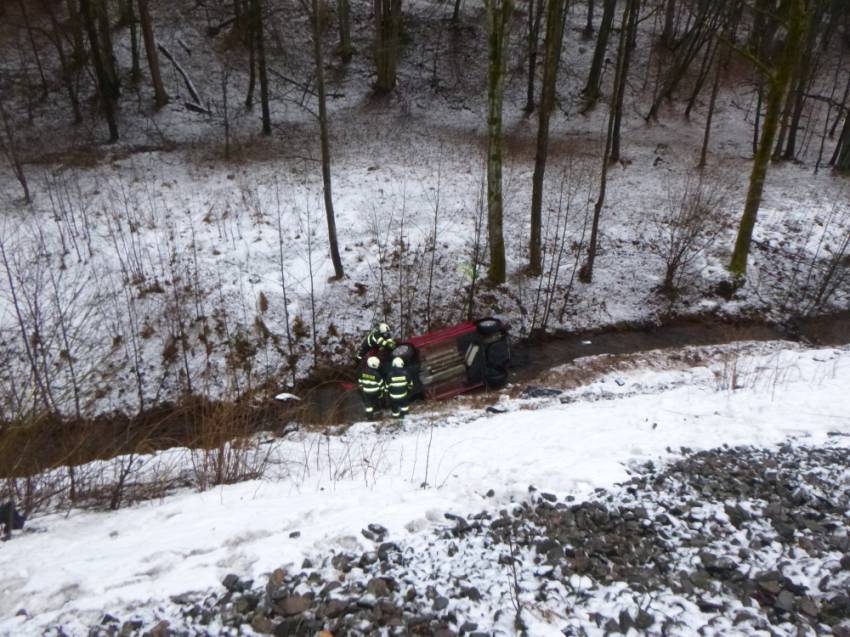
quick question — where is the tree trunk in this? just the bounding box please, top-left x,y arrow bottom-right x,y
582,0 -> 615,104
127,0 -> 141,82
312,0 -> 345,279
0,96 -> 30,203
580,0 -> 633,283
729,0 -> 808,280
610,0 -> 637,162
338,0 -> 353,63
42,0 -> 83,123
17,0 -> 50,99
374,0 -> 402,93
67,0 -> 86,65
246,16 -> 256,108
138,0 -> 168,108
79,0 -> 119,141
661,0 -> 676,47
831,115 -> 850,171
95,0 -> 120,96
524,0 -> 544,113
485,0 -> 512,285
782,3 -> 823,160
250,0 -> 271,134
698,43 -> 725,168
584,0 -> 595,38
529,0 -> 567,274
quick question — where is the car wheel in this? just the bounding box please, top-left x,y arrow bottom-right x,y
476,317 -> 503,335
391,343 -> 417,364
484,365 -> 508,389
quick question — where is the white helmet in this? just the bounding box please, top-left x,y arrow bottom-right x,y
378,322 -> 390,334
392,357 -> 404,368
367,356 -> 381,370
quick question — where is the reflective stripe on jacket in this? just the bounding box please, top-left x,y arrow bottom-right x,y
357,371 -> 384,395
386,371 -> 412,398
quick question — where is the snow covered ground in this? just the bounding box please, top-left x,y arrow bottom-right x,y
1,340 -> 848,636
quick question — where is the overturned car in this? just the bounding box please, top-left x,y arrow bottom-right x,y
385,317 -> 511,400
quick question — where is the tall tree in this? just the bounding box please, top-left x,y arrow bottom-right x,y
42,0 -> 83,123
79,0 -> 120,141
582,0 -> 616,105
524,0 -> 545,113
305,0 -> 345,278
728,0 -> 809,280
138,0 -> 168,108
579,0 -> 635,283
484,0 -> 512,284
337,0 -> 353,63
609,0 -> 637,162
374,0 -> 402,93
529,0 -> 568,274
251,0 -> 272,135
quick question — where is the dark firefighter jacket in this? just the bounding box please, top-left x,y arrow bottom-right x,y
357,328 -> 395,360
385,368 -> 414,399
357,369 -> 385,396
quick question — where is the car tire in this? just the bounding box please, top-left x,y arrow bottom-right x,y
391,343 -> 418,364
476,317 -> 503,335
484,365 -> 508,389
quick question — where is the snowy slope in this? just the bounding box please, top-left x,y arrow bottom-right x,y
1,341 -> 848,636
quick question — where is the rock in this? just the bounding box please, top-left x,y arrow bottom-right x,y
251,614 -> 275,634
331,554 -> 352,573
433,596 -> 449,611
459,621 -> 479,634
520,386 -> 562,399
486,489 -> 495,497
366,577 -> 391,597
840,554 -> 850,571
273,616 -> 312,637
273,594 -> 312,617
486,405 -> 507,414
635,610 -> 654,630
144,620 -> 170,637
756,572 -> 783,595
101,614 -> 120,625
288,531 -> 301,539
377,542 -> 401,561
120,620 -> 143,637
775,590 -> 796,612
301,558 -> 313,569
368,523 -> 388,537
798,596 -> 819,618
320,599 -> 350,619
460,586 -> 481,602
222,573 -> 242,592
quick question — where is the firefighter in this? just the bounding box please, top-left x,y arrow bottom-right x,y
356,322 -> 396,362
357,356 -> 385,417
386,356 -> 415,419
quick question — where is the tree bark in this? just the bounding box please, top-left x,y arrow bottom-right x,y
580,0 -> 633,283
338,0 -> 353,63
729,0 -> 808,280
250,0 -> 271,134
485,0 -> 512,285
138,0 -> 168,108
79,0 -> 119,141
126,0 -> 141,82
374,0 -> 402,93
582,0 -> 615,104
524,0 -> 544,113
529,0 -> 567,274
610,0 -> 637,162
661,0 -> 676,48
42,0 -> 83,123
17,0 -> 49,99
311,0 -> 345,279
0,96 -> 30,203
584,0 -> 595,37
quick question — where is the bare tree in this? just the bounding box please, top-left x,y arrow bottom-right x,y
375,0 -> 402,93
250,0 -> 271,134
138,0 -> 168,109
485,0 -> 512,284
729,0 -> 808,281
0,95 -> 30,203
79,0 -> 120,141
529,0 -> 568,274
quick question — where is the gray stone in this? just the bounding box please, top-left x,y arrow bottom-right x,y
775,590 -> 796,612
251,614 -> 275,634
320,599 -> 350,619
367,577 -> 391,597
433,596 -> 449,611
222,574 -> 241,592
273,594 -> 312,617
459,621 -> 479,634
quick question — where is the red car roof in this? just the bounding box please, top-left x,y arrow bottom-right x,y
407,321 -> 478,349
